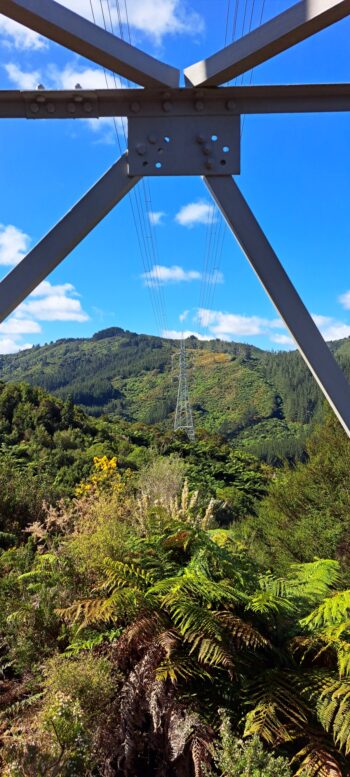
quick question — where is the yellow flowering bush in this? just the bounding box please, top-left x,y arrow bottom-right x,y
75,456 -> 124,497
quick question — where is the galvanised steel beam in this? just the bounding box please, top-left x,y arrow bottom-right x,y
0,154 -> 139,323
1,84 -> 350,120
0,0 -> 179,89
185,0 -> 350,87
205,175 -> 350,438
0,84 -> 350,122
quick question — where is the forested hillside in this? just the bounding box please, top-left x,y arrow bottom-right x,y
2,326 -> 350,461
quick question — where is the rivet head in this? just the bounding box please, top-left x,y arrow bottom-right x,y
74,94 -> 83,103
30,102 -> 39,113
226,99 -> 237,111
205,160 -> 214,170
136,142 -> 146,156
202,144 -> 211,156
148,133 -> 158,144
162,100 -> 172,113
83,102 -> 92,113
67,102 -> 76,114
196,134 -> 205,144
36,95 -> 46,104
130,101 -> 141,113
46,102 -> 55,114
195,100 -> 204,112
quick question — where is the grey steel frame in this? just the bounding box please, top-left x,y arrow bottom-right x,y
1,0 -> 350,435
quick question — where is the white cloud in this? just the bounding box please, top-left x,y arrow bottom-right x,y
197,308 -> 283,338
338,291 -> 350,310
270,333 -> 294,347
162,329 -> 215,341
0,337 -> 33,355
4,63 -> 41,90
0,224 -> 31,266
142,265 -> 223,286
0,0 -> 204,53
143,264 -> 200,286
311,313 -> 350,341
59,0 -> 204,43
175,201 -> 216,228
149,211 -> 165,226
0,318 -> 41,335
19,294 -> 88,322
179,309 -> 189,322
30,281 -> 76,298
0,17 -> 46,51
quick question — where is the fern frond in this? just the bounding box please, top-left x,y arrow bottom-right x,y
100,559 -> 154,593
215,611 -> 270,650
244,671 -> 309,746
318,678 -> 350,754
57,586 -> 145,628
293,740 -> 343,776
301,590 -> 350,630
0,691 -> 43,721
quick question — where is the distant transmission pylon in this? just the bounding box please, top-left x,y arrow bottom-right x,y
174,339 -> 195,441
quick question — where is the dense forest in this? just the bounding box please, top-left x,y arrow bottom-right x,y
4,326 -> 350,463
1,366 -> 350,775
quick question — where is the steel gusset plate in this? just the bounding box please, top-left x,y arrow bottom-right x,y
128,115 -> 240,176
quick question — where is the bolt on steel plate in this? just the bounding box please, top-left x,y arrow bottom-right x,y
128,115 -> 240,176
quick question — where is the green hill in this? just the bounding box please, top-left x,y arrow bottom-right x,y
1,327 -> 349,461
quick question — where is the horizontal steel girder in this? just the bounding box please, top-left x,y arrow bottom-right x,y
1,84 -> 350,120
205,175 -> 350,438
0,0 -> 179,89
0,154 -> 139,323
185,0 -> 350,87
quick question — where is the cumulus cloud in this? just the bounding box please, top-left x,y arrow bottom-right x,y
197,308 -> 283,338
142,265 -> 223,286
312,314 -> 350,342
59,0 -> 204,43
30,281 -> 77,298
162,329 -> 216,341
338,290 -> 350,310
18,294 -> 88,322
0,17 -> 47,51
0,337 -> 33,355
0,318 -> 41,335
0,0 -> 204,51
148,211 -> 165,226
175,201 -> 216,228
270,333 -> 294,347
179,310 -> 189,322
0,224 -> 31,267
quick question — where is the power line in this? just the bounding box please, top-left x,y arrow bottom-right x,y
89,0 -> 168,337
174,338 -> 195,441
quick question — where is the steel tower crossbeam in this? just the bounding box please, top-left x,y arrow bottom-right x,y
1,0 -> 350,437
2,84 -> 350,119
185,0 -> 350,86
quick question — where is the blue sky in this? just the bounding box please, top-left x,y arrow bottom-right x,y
0,0 -> 350,354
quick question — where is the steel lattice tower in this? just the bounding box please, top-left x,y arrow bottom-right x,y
1,0 -> 350,437
174,341 -> 195,441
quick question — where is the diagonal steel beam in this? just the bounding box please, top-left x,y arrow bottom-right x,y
0,154 -> 139,323
185,0 -> 350,87
205,175 -> 350,438
0,0 -> 179,89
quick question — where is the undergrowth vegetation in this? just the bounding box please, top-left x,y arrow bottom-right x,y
1,410 -> 350,776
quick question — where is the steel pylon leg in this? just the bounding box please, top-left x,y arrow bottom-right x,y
0,154 -> 140,323
205,174 -> 350,438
